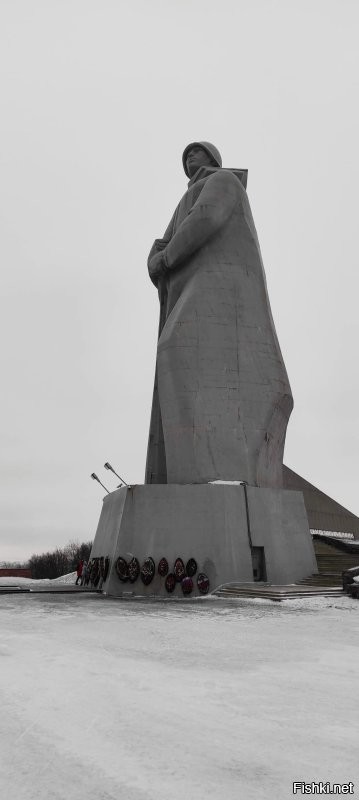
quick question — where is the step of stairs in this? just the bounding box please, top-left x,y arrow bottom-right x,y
213,583 -> 343,601
295,541 -> 359,589
297,573 -> 343,587
316,555 -> 359,571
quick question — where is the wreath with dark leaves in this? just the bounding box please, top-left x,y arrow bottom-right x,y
115,557 -> 129,582
140,557 -> 155,586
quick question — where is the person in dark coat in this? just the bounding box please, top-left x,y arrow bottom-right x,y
75,559 -> 83,585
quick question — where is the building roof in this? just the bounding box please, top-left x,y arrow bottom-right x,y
283,465 -> 359,539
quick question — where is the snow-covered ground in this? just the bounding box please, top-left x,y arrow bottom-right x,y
0,592 -> 358,800
0,571 -> 77,586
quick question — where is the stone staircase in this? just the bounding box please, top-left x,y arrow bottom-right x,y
213,537 -> 359,600
296,539 -> 359,588
213,582 -> 343,601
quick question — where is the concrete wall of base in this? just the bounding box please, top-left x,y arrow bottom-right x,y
90,483 -> 317,598
248,486 -> 318,584
90,488 -> 127,567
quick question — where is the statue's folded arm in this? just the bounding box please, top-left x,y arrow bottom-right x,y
164,170 -> 238,271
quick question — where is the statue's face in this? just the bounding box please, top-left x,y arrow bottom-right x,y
186,146 -> 214,178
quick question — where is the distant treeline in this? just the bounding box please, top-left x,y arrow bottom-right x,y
28,540 -> 93,580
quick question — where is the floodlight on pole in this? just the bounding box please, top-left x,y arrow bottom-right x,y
90,473 -> 110,494
104,462 -> 129,487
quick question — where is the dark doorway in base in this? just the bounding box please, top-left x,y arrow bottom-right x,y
251,547 -> 267,582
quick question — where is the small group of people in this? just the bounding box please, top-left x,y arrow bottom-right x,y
75,556 -> 110,590
75,559 -> 89,586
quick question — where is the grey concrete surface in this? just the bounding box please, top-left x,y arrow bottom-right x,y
146,148 -> 293,488
248,486 -> 318,584
91,484 -> 317,597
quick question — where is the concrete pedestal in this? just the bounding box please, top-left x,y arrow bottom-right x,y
90,484 -> 317,597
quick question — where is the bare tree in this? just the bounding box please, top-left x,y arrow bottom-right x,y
28,540 -> 93,579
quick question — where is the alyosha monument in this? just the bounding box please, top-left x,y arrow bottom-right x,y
90,142 -> 317,597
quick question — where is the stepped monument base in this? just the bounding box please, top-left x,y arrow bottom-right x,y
90,484 -> 317,598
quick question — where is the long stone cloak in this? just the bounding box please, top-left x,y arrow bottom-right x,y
145,167 -> 293,488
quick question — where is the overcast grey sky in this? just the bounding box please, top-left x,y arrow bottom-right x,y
1,0 -> 358,562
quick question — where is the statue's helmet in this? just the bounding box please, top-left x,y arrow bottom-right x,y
182,141 -> 222,177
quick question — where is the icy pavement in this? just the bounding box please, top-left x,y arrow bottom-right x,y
0,593 -> 358,800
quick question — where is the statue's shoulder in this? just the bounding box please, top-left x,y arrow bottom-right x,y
196,166 -> 248,191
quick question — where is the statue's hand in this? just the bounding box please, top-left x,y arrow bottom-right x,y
154,238 -> 169,252
148,251 -> 168,286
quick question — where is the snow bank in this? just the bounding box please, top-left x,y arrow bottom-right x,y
51,571 -> 77,584
0,571 -> 76,586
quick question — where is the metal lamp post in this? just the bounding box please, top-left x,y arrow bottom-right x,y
90,473 -> 110,494
104,462 -> 129,487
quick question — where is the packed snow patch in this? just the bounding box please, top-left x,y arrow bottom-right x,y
0,571 -> 76,586
50,571 -> 77,584
0,593 -> 358,800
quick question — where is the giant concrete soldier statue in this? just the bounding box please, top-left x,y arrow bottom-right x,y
90,143 -> 317,596
145,142 -> 293,489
